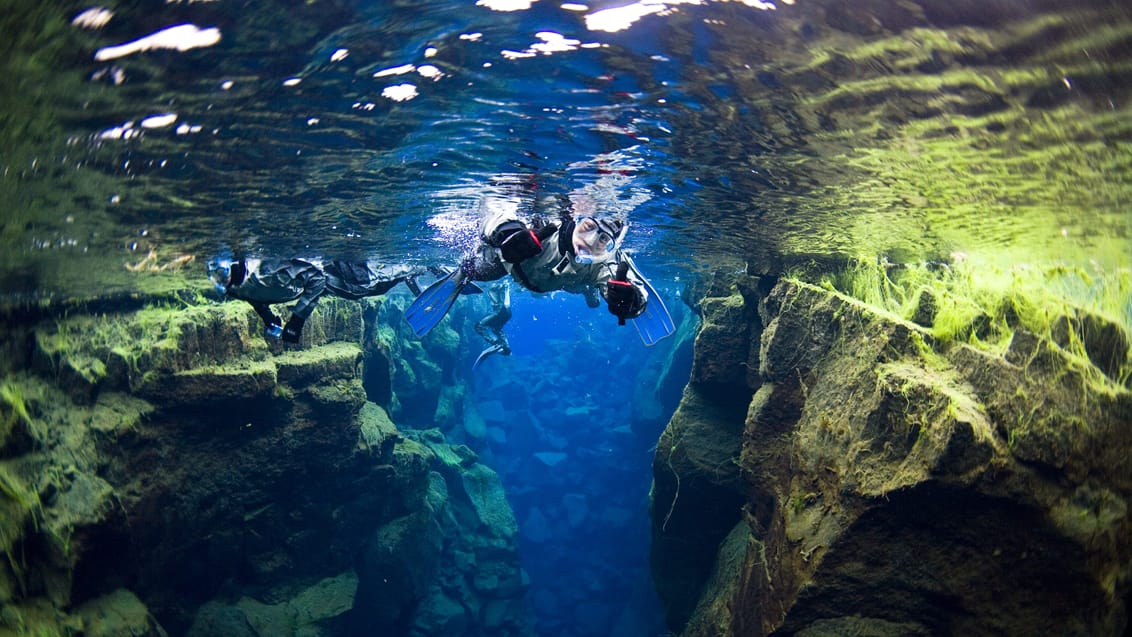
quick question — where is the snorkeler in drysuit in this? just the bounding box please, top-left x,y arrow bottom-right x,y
405,193 -> 650,339
322,260 -> 429,299
208,258 -> 428,342
208,257 -> 326,342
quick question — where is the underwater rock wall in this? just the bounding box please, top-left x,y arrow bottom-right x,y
0,296 -> 534,637
651,274 -> 1132,636
649,274 -> 764,629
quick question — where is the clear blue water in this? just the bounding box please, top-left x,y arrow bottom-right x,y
3,0 -> 1131,635
388,276 -> 695,635
461,288 -> 694,636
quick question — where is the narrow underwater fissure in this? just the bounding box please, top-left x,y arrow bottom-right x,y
387,288 -> 698,637
0,257 -> 1129,637
0,0 -> 1130,634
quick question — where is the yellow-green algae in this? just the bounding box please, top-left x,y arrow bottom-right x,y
795,14 -> 1132,271
36,299 -> 269,389
0,461 -> 42,603
755,11 -> 1132,359
0,294 -> 381,635
669,5 -> 1132,285
822,96 -> 1132,265
817,256 -> 1131,388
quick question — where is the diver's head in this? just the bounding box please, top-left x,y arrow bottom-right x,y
572,216 -> 626,264
206,257 -> 233,294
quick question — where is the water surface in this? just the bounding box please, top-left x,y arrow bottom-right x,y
3,0 -> 1128,310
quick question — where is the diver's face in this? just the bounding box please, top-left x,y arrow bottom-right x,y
207,260 -> 231,293
573,217 -> 615,261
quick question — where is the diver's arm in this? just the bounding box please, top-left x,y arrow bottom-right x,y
277,261 -> 325,343
485,221 -> 540,263
590,258 -> 649,304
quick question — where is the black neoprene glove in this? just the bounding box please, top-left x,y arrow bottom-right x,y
282,315 -> 305,343
252,304 -> 284,339
584,287 -> 601,309
492,221 -> 542,263
605,262 -> 644,325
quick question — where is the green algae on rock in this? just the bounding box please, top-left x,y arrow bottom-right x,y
649,272 -> 1132,636
0,295 -> 535,637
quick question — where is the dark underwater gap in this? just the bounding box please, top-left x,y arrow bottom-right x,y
360,301 -> 393,409
361,349 -> 392,407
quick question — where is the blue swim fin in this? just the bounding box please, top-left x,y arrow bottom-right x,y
404,269 -> 481,337
624,256 -> 676,347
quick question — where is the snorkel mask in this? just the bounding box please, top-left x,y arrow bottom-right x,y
574,217 -> 626,265
207,258 -> 233,294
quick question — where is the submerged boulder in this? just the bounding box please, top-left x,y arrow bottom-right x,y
355,510 -> 445,627
74,589 -> 168,637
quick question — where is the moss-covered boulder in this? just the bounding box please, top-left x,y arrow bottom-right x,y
0,296 -> 535,637
653,278 -> 1132,636
74,589 -> 168,637
185,572 -> 359,637
354,509 -> 444,628
687,276 -> 767,392
369,431 -> 533,637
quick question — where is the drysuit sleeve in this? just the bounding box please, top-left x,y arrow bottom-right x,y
285,261 -> 327,320
463,195 -> 528,282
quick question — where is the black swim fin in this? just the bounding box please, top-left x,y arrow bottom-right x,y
473,343 -> 509,370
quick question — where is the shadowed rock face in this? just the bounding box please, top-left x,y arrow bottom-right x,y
649,274 -> 765,630
777,486 -> 1109,636
0,296 -> 533,637
651,276 -> 1131,636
